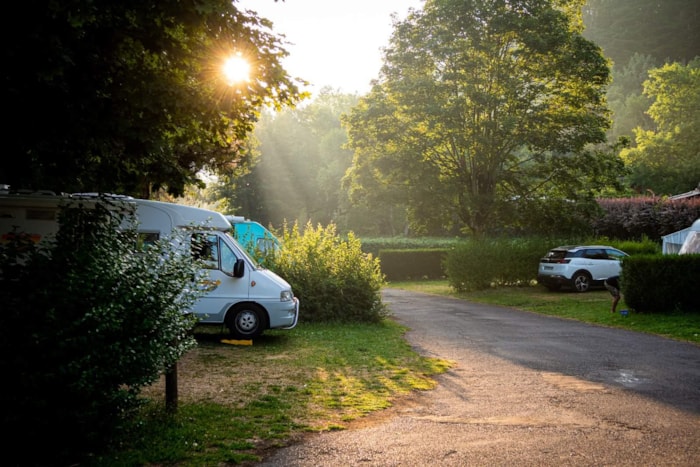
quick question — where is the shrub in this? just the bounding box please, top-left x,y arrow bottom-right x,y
359,237 -> 461,257
270,222 -> 387,323
445,237 -> 553,292
594,197 -> 700,241
0,199 -> 200,465
612,236 -> 661,255
622,254 -> 700,313
379,249 -> 448,280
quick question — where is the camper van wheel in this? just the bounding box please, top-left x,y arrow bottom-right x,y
226,304 -> 268,339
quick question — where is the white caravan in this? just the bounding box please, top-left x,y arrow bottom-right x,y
0,192 -> 299,339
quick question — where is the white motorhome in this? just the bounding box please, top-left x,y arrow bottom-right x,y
0,192 -> 299,339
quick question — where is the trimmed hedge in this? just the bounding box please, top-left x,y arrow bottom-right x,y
379,248 -> 449,280
612,237 -> 661,255
444,238 -> 553,292
622,254 -> 700,313
360,237 -> 461,257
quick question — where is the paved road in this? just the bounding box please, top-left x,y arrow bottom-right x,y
257,289 -> 700,466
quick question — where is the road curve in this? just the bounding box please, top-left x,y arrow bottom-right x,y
256,288 -> 700,466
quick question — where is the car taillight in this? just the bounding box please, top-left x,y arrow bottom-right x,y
557,259 -> 570,264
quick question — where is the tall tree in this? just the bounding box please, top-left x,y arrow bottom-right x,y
210,88 -> 359,230
2,0 -> 305,197
344,0 -> 623,236
606,53 -> 657,142
621,59 -> 700,195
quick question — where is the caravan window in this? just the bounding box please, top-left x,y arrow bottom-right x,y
219,239 -> 237,275
191,232 -> 238,275
191,233 -> 219,269
137,232 -> 160,249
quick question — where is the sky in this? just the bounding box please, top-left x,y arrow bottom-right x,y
237,0 -> 425,95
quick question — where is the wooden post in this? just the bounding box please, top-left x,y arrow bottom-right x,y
165,363 -> 178,413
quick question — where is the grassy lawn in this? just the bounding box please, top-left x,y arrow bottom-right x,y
93,320 -> 453,466
93,281 -> 698,465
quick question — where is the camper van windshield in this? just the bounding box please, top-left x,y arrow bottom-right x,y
226,232 -> 260,268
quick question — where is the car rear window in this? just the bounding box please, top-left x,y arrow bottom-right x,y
544,249 -> 570,260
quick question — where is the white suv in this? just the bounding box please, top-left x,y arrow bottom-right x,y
537,245 -> 628,292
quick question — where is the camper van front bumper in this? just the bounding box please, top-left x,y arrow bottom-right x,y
279,297 -> 300,330
267,297 -> 299,330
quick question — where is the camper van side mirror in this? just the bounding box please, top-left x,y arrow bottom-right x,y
233,258 -> 245,278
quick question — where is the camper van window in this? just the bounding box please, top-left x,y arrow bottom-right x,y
26,209 -> 56,221
219,239 -> 237,276
137,232 -> 159,249
191,233 -> 219,269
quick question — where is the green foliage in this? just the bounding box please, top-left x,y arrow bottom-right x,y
605,53 -> 657,142
442,236 -> 659,292
622,254 -> 700,313
613,237 -> 661,255
368,235 -> 663,292
343,0 -> 620,237
621,59 -> 700,195
594,196 -> 700,241
95,322 -> 451,464
211,89 -> 359,231
269,222 -> 388,323
0,199 -> 200,465
445,238 -> 554,292
3,0 -> 305,196
379,249 -> 449,281
359,236 -> 462,257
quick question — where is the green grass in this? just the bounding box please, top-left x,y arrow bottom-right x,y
91,320 -> 453,466
388,280 -> 700,344
92,281 -> 699,465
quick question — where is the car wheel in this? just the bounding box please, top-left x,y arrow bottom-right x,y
225,304 -> 267,339
571,271 -> 591,293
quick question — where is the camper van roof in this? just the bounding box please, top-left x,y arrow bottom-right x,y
225,215 -> 247,223
136,199 -> 231,231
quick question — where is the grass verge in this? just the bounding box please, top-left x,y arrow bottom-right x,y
92,320 -> 453,466
92,281 -> 698,465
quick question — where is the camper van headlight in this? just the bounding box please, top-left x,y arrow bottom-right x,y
280,290 -> 293,302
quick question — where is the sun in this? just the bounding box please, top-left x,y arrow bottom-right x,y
222,55 -> 250,85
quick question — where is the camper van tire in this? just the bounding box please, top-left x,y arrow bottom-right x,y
226,303 -> 268,339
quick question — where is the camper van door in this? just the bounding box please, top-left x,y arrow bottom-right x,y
189,231 -> 250,323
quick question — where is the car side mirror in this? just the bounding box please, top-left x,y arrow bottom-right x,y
233,258 -> 245,278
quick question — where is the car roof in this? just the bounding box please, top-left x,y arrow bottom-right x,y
553,245 -> 616,250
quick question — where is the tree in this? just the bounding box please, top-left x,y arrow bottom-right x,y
344,0 -> 623,236
606,53 -> 657,142
621,59 -> 700,195
2,0 -> 305,197
0,199 -> 201,464
211,88 -> 359,231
